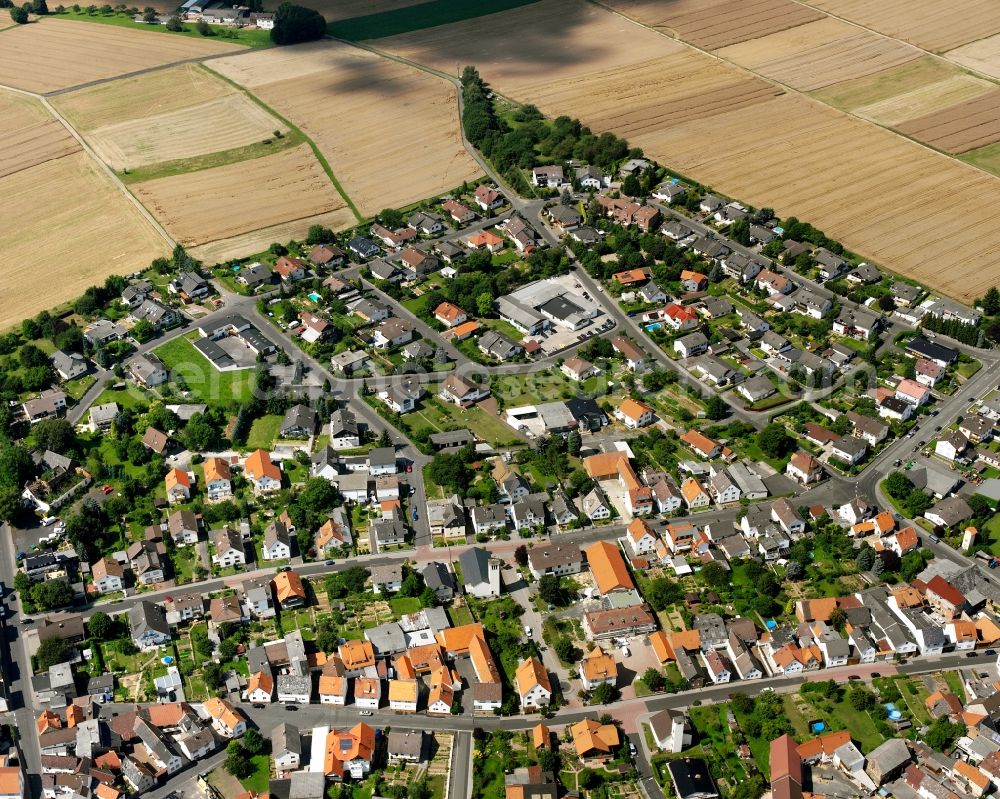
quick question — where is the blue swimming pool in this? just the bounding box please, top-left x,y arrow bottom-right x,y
308,292 -> 321,302
646,323 -> 662,332
884,703 -> 903,721
810,721 -> 826,733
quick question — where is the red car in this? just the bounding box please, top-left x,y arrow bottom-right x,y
406,464 -> 413,473
101,485 -> 113,495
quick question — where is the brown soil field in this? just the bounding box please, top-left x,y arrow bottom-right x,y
0,153 -> 167,328
0,89 -> 79,178
894,89 -> 1000,153
804,0 -> 1000,53
0,18 -> 243,93
715,17 -> 920,91
210,41 -> 481,216
131,144 -> 346,247
616,0 -> 824,50
52,64 -> 231,131
189,208 -> 357,264
84,94 -> 288,171
946,34 -> 1000,81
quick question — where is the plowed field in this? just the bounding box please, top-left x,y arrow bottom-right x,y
895,90 -> 1000,153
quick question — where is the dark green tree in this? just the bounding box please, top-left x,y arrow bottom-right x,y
271,2 -> 325,45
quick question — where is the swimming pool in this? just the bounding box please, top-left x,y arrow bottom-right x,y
308,292 -> 321,302
884,703 -> 903,721
810,721 -> 826,733
645,322 -> 662,332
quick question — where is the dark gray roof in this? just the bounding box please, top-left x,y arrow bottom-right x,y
459,547 -> 492,587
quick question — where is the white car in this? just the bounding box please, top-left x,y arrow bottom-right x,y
524,625 -> 533,638
40,517 -> 56,526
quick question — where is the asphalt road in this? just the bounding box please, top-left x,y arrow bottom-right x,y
448,731 -> 472,799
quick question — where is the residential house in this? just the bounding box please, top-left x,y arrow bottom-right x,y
167,510 -> 199,546
244,449 -> 282,494
129,601 -> 170,649
786,451 -> 823,485
211,526 -> 245,569
515,657 -> 552,709
203,457 -> 232,503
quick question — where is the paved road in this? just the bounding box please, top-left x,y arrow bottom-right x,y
448,731 -> 472,799
0,523 -> 43,793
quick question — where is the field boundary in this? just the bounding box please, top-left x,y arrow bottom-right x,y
201,61 -> 364,224
3,80 -> 179,249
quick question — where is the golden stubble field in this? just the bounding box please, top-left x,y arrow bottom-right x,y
210,40 -> 481,215
0,18 -> 243,93
613,0 -> 824,50
0,88 -> 166,326
0,153 -> 167,327
714,17 -> 920,91
803,0 -> 1000,53
131,143 -> 349,247
373,0 -> 1000,301
0,88 -> 80,178
80,93 -> 288,171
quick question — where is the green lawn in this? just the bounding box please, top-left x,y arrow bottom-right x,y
62,374 -> 97,401
241,755 -> 272,793
154,334 -> 255,409
943,671 -> 967,703
53,10 -> 272,46
388,393 -> 521,447
390,596 -> 422,616
332,0 -> 541,40
94,386 -> 155,411
246,414 -> 283,450
447,605 -> 474,627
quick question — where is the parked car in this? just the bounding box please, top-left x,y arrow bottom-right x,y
324,560 -> 335,566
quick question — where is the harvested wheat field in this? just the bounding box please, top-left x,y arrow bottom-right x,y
603,0 -> 822,47
0,18 -> 243,94
631,93 -> 1000,302
947,34 -> 1000,82
131,144 -> 346,247
851,73 -> 995,127
52,64 -> 231,131
715,17 -> 920,91
894,90 -> 1000,154
805,0 -> 1000,53
0,89 -> 79,178
189,208 -> 357,264
84,94 -> 287,171
625,0 -> 824,50
508,51 -> 780,137
0,153 -> 167,327
210,41 -> 481,215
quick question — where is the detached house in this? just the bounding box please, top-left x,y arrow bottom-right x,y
165,468 -> 192,505
244,449 -> 282,495
516,657 -> 552,710
203,457 -> 232,503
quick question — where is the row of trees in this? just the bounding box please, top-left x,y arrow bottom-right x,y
460,66 -> 637,177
